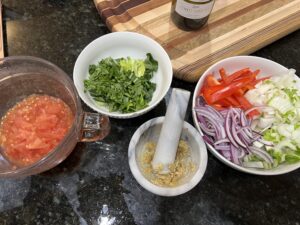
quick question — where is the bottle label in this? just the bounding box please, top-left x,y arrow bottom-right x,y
175,0 -> 214,20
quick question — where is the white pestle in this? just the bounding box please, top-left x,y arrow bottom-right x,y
151,88 -> 191,174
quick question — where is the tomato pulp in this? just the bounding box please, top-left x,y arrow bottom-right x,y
0,95 -> 74,166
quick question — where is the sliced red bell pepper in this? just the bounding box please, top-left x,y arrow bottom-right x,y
229,70 -> 260,92
199,74 -> 221,95
206,74 -> 221,86
242,84 -> 256,91
248,76 -> 271,87
226,68 -> 251,83
199,78 -> 208,95
239,75 -> 271,92
202,85 -> 227,105
215,99 -> 232,107
226,96 -> 240,107
219,68 -> 228,83
252,69 -> 260,77
205,76 -> 254,104
200,67 -> 270,114
216,97 -> 241,108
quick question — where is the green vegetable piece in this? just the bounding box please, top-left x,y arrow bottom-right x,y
263,128 -> 280,143
269,149 -> 283,164
119,57 -> 146,77
285,154 -> 300,164
83,53 -> 158,113
145,53 -> 158,74
283,88 -> 299,103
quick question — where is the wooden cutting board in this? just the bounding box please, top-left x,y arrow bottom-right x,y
94,0 -> 300,82
0,2 -> 3,58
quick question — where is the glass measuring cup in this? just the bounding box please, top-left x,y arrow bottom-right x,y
0,56 -> 110,178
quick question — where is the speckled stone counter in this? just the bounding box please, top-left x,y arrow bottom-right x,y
1,1 -> 300,224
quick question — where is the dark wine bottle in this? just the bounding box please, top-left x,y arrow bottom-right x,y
171,0 -> 215,31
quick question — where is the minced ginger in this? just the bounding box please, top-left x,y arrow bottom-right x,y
139,140 -> 196,187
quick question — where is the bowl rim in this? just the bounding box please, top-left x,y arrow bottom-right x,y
73,31 -> 173,119
192,55 -> 300,175
128,116 -> 208,196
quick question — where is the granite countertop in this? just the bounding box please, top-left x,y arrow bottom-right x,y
1,0 -> 300,224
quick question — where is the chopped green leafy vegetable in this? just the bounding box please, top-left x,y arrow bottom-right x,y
84,53 -> 157,113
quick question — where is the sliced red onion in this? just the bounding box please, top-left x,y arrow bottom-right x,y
195,107 -> 226,139
237,127 -> 253,139
257,139 -> 274,146
230,145 -> 240,165
237,130 -> 251,145
203,135 -> 214,146
249,146 -> 274,164
252,133 -> 262,141
214,138 -> 230,145
205,105 -> 224,121
231,121 -> 247,148
195,96 -> 206,107
232,108 -> 242,124
215,145 -> 231,151
225,109 -> 239,148
198,120 -> 215,136
240,110 -> 248,127
245,106 -> 275,117
220,110 -> 228,117
194,104 -> 273,168
194,108 -> 223,123
222,150 -> 232,160
195,110 -> 221,131
212,127 -> 222,140
237,149 -> 246,159
232,107 -> 241,114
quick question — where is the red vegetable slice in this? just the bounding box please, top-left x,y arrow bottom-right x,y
206,74 -> 221,86
205,76 -> 254,104
226,68 -> 251,83
199,68 -> 271,118
219,68 -> 228,83
0,95 -> 74,166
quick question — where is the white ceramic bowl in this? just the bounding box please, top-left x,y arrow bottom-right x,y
128,117 -> 208,196
73,32 -> 173,119
192,55 -> 300,175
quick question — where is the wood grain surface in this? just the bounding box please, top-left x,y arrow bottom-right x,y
94,0 -> 300,82
0,1 -> 3,58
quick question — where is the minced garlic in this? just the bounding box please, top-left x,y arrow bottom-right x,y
139,140 -> 196,187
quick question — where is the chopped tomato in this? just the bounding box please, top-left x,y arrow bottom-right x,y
36,114 -> 59,130
0,95 -> 74,166
26,138 -> 50,150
